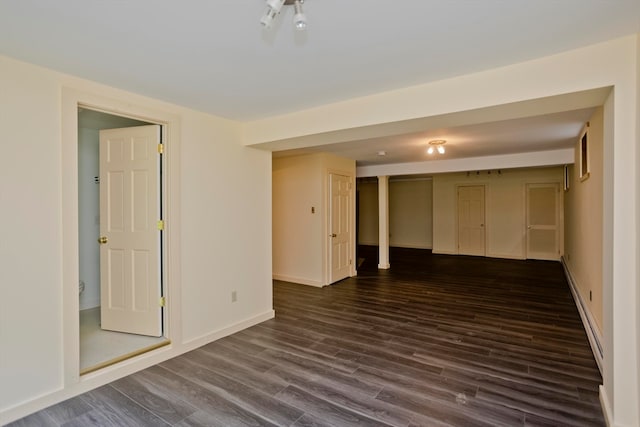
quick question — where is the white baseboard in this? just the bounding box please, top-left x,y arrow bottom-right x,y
182,310 -> 275,350
358,241 -> 379,246
79,297 -> 100,311
486,252 -> 526,260
561,257 -> 603,373
388,244 -> 433,250
432,249 -> 457,255
0,309 -> 275,425
599,385 -> 614,427
273,274 -> 324,287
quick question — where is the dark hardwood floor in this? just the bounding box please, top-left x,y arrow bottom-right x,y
8,247 -> 604,426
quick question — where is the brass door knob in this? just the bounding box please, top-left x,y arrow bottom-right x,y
98,236 -> 108,244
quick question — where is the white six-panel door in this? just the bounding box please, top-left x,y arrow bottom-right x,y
329,173 -> 351,284
99,125 -> 162,337
457,185 -> 486,256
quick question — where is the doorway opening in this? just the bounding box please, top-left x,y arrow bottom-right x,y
78,108 -> 169,374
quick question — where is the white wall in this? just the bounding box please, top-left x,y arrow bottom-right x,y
273,153 -> 355,287
78,127 -> 100,310
564,107 -> 604,334
180,111 -> 273,343
0,55 -> 63,422
433,167 -> 563,259
273,154 -> 324,286
0,55 -> 273,423
358,178 -> 433,249
244,36 -> 640,426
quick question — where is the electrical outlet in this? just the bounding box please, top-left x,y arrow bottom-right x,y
231,291 -> 237,303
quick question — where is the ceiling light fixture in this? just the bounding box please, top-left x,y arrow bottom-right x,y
260,0 -> 285,28
427,139 -> 447,155
292,0 -> 307,30
260,0 -> 308,31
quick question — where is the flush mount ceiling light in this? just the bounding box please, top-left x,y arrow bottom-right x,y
427,139 -> 447,155
260,0 -> 307,31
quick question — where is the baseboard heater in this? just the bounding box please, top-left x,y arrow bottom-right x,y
561,257 -> 603,374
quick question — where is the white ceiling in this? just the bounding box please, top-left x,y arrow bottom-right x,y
1,1 -> 638,167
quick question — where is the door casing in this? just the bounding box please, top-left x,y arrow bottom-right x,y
62,87 -> 181,386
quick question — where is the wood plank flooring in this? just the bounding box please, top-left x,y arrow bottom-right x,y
8,247 -> 604,426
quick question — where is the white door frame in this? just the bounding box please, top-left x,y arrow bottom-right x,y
61,88 -> 182,386
325,169 -> 356,285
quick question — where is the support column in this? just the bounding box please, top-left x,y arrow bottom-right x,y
378,175 -> 390,269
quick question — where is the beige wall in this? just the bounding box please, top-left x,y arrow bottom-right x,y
357,180 -> 379,245
358,178 -> 433,249
0,55 -> 273,423
273,153 -> 355,286
390,179 -> 433,249
564,107 -> 604,334
433,167 -> 563,259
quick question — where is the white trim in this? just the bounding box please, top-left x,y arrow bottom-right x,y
358,239 -> 379,246
486,253 -> 526,260
181,310 -> 275,350
432,249 -> 457,255
388,244 -> 433,250
561,256 -> 603,373
61,88 -> 183,388
273,274 -> 325,287
599,385 -> 613,427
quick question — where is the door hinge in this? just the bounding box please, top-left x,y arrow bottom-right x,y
157,220 -> 165,230
157,143 -> 164,154
160,296 -> 166,307
349,259 -> 352,265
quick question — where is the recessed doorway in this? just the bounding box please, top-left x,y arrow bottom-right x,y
78,108 -> 169,374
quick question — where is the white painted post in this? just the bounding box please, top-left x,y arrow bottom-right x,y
378,176 -> 390,269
